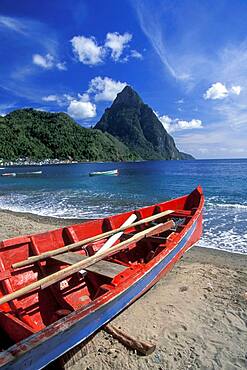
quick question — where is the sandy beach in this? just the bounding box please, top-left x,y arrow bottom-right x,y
0,209 -> 246,370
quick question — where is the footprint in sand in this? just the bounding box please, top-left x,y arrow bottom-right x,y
179,286 -> 188,292
167,331 -> 179,340
181,324 -> 188,331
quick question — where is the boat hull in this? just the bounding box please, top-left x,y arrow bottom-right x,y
89,169 -> 118,176
1,171 -> 42,177
0,186 -> 204,369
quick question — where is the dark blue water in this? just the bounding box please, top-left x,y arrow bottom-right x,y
0,159 -> 246,254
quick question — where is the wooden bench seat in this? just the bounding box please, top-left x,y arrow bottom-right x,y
52,252 -> 127,279
172,210 -> 193,218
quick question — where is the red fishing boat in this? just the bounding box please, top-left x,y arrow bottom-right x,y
0,186 -> 204,369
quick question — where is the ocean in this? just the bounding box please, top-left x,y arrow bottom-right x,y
0,159 -> 246,254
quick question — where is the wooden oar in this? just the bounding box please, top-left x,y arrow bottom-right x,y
41,220 -> 174,290
79,213 -> 137,275
97,213 -> 137,254
1,220 -> 174,306
12,210 -> 173,269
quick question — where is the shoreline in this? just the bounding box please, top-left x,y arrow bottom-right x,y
0,159 -> 147,168
0,208 -> 88,241
1,158 -> 246,169
0,208 -> 88,226
1,207 -> 246,256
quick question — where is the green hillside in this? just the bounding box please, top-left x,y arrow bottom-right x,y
0,109 -> 138,161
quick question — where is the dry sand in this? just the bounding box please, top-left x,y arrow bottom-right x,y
0,209 -> 246,370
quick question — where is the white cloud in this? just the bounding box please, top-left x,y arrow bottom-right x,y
70,32 -> 142,65
203,82 -> 242,100
32,53 -> 66,71
130,49 -> 143,59
159,114 -> 203,133
33,53 -> 54,69
122,49 -> 143,62
88,76 -> 127,101
42,94 -> 73,106
42,94 -> 60,102
105,32 -> 132,61
176,119 -> 203,130
67,100 -> 96,120
42,76 -> 127,119
42,91 -> 96,120
0,15 -> 27,35
63,94 -> 74,102
56,61 -> 67,71
71,35 -> 104,65
78,93 -> 90,102
231,85 -> 241,95
203,82 -> 228,100
133,2 -> 189,80
42,77 -> 127,107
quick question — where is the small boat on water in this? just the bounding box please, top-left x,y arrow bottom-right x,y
89,169 -> 119,176
1,171 -> 42,177
1,173 -> 16,177
0,186 -> 204,369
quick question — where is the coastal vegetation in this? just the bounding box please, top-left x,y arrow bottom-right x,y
0,109 -> 138,162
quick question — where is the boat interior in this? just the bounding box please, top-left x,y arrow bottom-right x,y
0,188 -> 202,347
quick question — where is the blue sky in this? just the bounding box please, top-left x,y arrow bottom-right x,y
0,0 -> 247,159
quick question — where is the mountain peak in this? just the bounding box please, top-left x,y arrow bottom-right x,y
95,86 -> 194,160
112,85 -> 143,107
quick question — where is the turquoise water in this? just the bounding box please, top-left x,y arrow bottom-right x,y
0,159 -> 246,254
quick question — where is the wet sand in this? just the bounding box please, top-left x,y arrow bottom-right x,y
0,209 -> 246,370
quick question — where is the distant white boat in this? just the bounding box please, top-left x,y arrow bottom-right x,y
89,169 -> 119,177
17,171 -> 42,176
1,172 -> 16,177
0,167 -> 5,170
1,171 -> 42,177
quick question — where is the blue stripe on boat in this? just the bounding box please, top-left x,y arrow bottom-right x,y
2,221 -> 197,370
